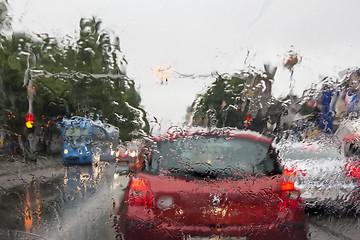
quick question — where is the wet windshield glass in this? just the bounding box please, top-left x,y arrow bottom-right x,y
64,135 -> 90,148
1,0 -> 360,239
149,136 -> 278,177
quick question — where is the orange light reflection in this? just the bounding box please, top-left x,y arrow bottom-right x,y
23,184 -> 41,233
24,188 -> 33,232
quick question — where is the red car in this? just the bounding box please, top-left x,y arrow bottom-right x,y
114,128 -> 308,240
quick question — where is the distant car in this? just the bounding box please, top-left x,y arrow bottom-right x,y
115,145 -> 130,175
280,139 -> 360,215
336,119 -> 360,158
98,141 -> 116,162
114,128 -> 307,240
115,140 -> 143,175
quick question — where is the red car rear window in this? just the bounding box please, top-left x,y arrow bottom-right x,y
144,135 -> 281,179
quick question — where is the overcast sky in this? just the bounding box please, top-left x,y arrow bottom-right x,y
8,0 -> 360,127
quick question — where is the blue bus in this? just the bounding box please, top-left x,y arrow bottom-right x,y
60,116 -> 119,165
61,117 -> 94,165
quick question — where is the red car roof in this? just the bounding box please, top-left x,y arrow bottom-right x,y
151,127 -> 273,145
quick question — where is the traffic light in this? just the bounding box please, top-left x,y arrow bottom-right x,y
25,113 -> 34,128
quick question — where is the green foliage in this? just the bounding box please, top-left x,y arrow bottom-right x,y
0,33 -> 29,135
0,16 -> 149,141
191,74 -> 248,128
190,70 -> 273,131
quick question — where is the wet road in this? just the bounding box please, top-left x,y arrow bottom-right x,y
0,158 -> 359,240
0,158 -> 128,239
308,216 -> 360,240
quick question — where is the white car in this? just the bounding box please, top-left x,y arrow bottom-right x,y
279,138 -> 360,215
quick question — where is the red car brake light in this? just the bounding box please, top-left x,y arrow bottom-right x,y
126,177 -> 154,208
281,180 -> 300,200
345,159 -> 360,182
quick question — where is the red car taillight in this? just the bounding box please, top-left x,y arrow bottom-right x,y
345,159 -> 360,182
126,177 -> 154,208
281,180 -> 300,200
278,179 -> 301,211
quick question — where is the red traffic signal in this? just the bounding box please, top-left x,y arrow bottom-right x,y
25,113 -> 34,128
25,113 -> 34,122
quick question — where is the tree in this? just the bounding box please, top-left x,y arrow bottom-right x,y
0,16 -> 149,144
189,66 -> 276,135
33,17 -> 149,141
0,32 -> 30,136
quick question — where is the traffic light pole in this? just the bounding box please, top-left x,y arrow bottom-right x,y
23,53 -> 36,161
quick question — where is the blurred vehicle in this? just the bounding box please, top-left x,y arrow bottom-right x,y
115,144 -> 130,175
114,128 -> 307,240
335,119 -> 360,158
281,139 -> 360,215
336,119 -> 360,187
97,141 -> 116,162
115,140 -> 143,175
61,117 -> 94,165
60,116 -> 119,165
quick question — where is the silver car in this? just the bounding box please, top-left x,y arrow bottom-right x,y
279,138 -> 360,215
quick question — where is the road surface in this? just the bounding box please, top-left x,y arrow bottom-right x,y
0,157 -> 359,239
